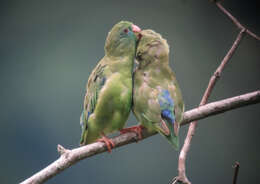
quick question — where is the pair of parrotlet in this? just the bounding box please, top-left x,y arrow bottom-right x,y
80,21 -> 184,152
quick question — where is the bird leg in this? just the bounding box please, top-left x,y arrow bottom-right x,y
97,133 -> 115,153
120,125 -> 144,140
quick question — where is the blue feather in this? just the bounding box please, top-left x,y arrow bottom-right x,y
158,90 -> 175,124
162,109 -> 174,121
101,77 -> 106,86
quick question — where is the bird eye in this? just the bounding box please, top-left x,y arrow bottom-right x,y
124,28 -> 129,33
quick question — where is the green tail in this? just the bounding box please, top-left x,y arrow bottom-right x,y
165,134 -> 179,150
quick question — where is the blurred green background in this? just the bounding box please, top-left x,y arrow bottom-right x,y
1,0 -> 259,183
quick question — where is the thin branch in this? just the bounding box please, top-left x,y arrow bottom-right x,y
216,2 -> 260,41
232,162 -> 240,184
173,1 -> 260,183
201,29 -> 245,104
181,91 -> 260,125
175,29 -> 246,184
20,90 -> 260,184
215,2 -> 243,30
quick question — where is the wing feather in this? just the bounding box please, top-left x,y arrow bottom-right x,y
80,63 -> 107,145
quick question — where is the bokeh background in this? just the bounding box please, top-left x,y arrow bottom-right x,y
1,0 -> 259,183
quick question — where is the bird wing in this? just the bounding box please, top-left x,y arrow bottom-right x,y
140,86 -> 178,137
80,63 -> 107,145
158,89 -> 178,136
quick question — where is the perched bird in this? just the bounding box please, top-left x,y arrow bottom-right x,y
80,21 -> 141,152
132,30 -> 184,150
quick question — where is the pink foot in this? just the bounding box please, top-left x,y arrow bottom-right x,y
120,125 -> 144,140
97,133 -> 115,153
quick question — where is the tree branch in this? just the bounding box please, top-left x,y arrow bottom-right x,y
175,28 -> 246,184
20,2 -> 260,184
232,162 -> 240,184
20,90 -> 260,184
216,2 -> 260,41
173,1 -> 260,183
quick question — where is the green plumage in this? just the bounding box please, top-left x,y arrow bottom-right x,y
80,21 -> 139,145
133,30 -> 184,150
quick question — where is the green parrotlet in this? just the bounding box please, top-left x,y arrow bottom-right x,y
132,29 -> 184,150
80,21 -> 141,152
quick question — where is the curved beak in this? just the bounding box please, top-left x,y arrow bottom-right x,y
132,24 -> 142,41
132,24 -> 141,33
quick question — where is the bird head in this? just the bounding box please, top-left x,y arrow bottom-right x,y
105,21 -> 141,56
135,29 -> 169,68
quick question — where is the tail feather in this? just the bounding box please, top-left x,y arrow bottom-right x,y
166,134 -> 179,150
164,117 -> 179,150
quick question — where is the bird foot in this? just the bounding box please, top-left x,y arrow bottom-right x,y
97,134 -> 115,153
120,125 -> 144,140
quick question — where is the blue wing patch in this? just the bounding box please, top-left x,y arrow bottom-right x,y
158,90 -> 175,124
100,77 -> 106,86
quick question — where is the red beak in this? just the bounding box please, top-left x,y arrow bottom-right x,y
132,24 -> 141,33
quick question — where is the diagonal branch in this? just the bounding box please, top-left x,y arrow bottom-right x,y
20,90 -> 260,184
216,2 -> 260,41
201,29 -> 245,104
173,1 -> 260,183
175,28 -> 246,184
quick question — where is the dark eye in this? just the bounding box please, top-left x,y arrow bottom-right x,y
124,28 -> 129,33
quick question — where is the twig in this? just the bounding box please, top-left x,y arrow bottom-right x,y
232,162 -> 240,184
173,1 -> 260,183
20,90 -> 260,184
175,29 -> 246,184
216,2 -> 260,41
201,29 -> 245,104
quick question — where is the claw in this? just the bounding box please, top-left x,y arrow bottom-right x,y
97,133 -> 115,153
120,125 -> 144,140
